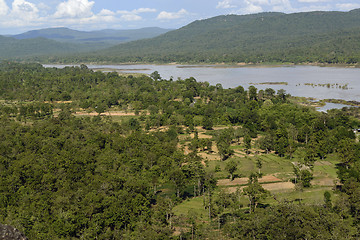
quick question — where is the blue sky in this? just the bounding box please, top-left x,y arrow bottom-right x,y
1,0 -> 360,34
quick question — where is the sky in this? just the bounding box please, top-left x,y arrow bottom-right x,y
0,0 -> 360,34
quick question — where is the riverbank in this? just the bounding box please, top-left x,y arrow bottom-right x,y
44,63 -> 360,102
43,61 -> 360,69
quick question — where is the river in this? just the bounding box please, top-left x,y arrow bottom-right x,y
45,64 -> 360,102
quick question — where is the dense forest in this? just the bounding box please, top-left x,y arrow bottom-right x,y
0,62 -> 360,239
68,9 -> 360,64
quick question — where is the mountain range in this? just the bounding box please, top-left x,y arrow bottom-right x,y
11,27 -> 171,45
94,9 -> 360,64
0,27 -> 171,59
1,9 -> 360,64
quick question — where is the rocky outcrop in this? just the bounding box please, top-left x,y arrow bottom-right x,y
0,224 -> 28,240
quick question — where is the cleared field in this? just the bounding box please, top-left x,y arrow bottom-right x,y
173,126 -> 341,221
217,175 -> 282,187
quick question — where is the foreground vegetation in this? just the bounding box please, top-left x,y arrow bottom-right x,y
0,62 -> 359,239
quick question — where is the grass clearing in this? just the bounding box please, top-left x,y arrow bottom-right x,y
258,154 -> 294,179
266,186 -> 334,205
173,197 -> 208,219
109,115 -> 140,123
174,127 -> 343,222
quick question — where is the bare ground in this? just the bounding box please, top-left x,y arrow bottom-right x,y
311,177 -> 337,186
217,175 -> 282,187
198,152 -> 220,161
74,111 -> 137,116
314,161 -> 333,166
226,181 -> 295,193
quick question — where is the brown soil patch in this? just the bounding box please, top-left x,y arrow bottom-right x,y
44,101 -> 73,104
233,153 -> 246,158
259,175 -> 283,183
311,177 -> 336,186
173,227 -> 183,236
74,111 -> 137,116
217,175 -> 282,186
190,132 -> 213,139
183,146 -> 190,155
218,178 -> 248,186
149,126 -> 170,132
226,186 -> 245,193
226,181 -> 294,193
212,126 -> 231,131
262,182 -> 295,191
198,152 -> 219,161
314,161 -> 333,166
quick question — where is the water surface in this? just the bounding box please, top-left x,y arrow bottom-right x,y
45,64 -> 360,102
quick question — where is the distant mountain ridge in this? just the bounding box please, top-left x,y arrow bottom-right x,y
0,35 -> 84,58
11,27 -> 172,45
92,9 -> 360,64
2,9 -> 360,63
0,27 -> 172,59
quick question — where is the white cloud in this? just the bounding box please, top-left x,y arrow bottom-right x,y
0,2 -> 156,33
217,0 -> 237,9
11,0 -> 39,21
298,0 -> 328,2
270,0 -> 294,12
0,0 -> 9,16
133,8 -> 157,14
157,8 -> 189,20
249,0 -> 269,5
54,0 -> 95,18
99,9 -> 115,16
244,1 -> 264,13
336,3 -> 360,11
120,14 -> 142,21
115,8 -> 156,22
226,0 -> 266,14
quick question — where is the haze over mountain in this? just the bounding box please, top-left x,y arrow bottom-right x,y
11,27 -> 172,45
0,35 -> 86,59
0,27 -> 172,59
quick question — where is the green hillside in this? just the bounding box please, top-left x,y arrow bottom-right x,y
90,9 -> 360,64
0,27 -> 172,60
0,35 -> 93,59
12,27 -> 172,47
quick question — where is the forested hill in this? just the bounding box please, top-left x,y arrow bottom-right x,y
11,27 -> 172,46
0,27 -> 172,59
0,35 -> 90,59
90,9 -> 360,64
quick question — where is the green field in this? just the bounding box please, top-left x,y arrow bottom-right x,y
173,127 -> 341,223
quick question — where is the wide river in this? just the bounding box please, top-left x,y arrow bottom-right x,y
46,64 -> 360,102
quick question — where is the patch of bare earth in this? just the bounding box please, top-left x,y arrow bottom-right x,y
198,152 -> 219,161
189,132 -> 213,139
311,177 -> 337,186
44,101 -> 73,104
314,161 -> 333,166
226,181 -> 295,193
74,111 -> 138,116
233,153 -> 246,158
217,175 -> 282,187
262,182 -> 295,191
